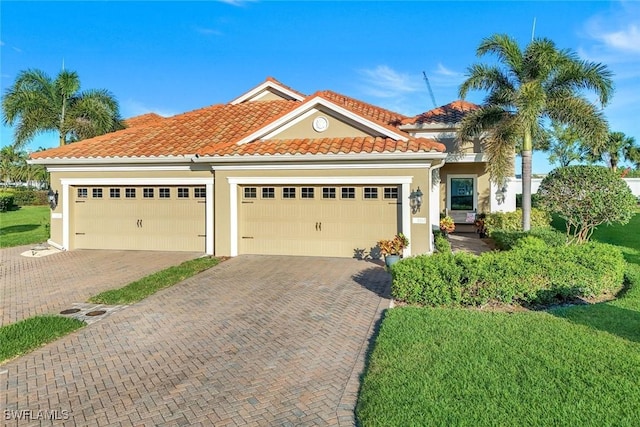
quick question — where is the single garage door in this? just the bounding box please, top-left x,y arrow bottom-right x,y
239,185 -> 401,257
71,186 -> 206,251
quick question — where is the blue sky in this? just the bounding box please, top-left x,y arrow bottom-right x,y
2,0 -> 640,173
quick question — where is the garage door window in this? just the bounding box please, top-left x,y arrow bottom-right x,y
243,187 -> 256,199
92,188 -> 103,198
110,188 -> 120,198
341,187 -> 355,199
159,188 -> 170,198
125,188 -> 136,198
194,188 -> 206,198
323,187 -> 336,199
178,188 -> 190,198
301,187 -> 314,199
384,187 -> 398,199
77,188 -> 88,198
262,187 -> 275,199
143,188 -> 154,198
283,187 -> 296,199
364,187 -> 378,199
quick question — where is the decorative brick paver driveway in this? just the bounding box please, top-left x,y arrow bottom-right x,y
1,255 -> 390,426
0,245 -> 201,326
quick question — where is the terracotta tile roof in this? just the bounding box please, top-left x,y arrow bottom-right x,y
264,76 -> 306,99
318,90 -> 408,126
213,136 -> 445,157
402,100 -> 480,125
31,100 -> 300,159
124,113 -> 165,128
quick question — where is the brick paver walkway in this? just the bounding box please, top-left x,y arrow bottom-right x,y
1,255 -> 390,426
0,245 -> 200,326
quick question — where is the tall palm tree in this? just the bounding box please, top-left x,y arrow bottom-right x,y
458,34 -> 613,230
584,131 -> 638,172
2,68 -> 125,148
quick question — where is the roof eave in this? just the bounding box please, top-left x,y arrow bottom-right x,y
28,155 -> 196,165
193,151 -> 448,164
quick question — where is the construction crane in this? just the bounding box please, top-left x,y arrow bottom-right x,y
422,71 -> 438,109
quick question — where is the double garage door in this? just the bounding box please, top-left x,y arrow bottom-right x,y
239,185 -> 401,257
71,185 -> 206,251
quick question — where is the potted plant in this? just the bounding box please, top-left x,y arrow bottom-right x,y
439,216 -> 455,236
377,233 -> 409,267
474,212 -> 487,238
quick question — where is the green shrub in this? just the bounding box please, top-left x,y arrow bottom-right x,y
11,188 -> 48,206
490,227 -> 566,250
433,230 -> 452,253
484,208 -> 551,234
0,194 -> 15,212
391,242 -> 625,306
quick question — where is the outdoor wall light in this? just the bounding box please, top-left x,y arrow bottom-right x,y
409,187 -> 423,214
48,188 -> 59,209
495,186 -> 507,205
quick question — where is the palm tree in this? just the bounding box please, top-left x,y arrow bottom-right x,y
584,131 -> 638,172
2,68 -> 125,148
458,34 -> 613,230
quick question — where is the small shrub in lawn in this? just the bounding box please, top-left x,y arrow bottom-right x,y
433,230 -> 452,253
0,194 -> 15,212
391,242 -> 625,306
484,208 -> 551,234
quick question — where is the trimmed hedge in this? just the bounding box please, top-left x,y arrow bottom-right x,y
484,208 -> 551,234
391,242 -> 625,306
490,227 -> 566,250
433,230 -> 452,253
12,188 -> 48,206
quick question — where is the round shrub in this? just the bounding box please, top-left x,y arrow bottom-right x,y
537,165 -> 637,243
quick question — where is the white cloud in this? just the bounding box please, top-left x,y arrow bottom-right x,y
195,26 -> 223,36
600,24 -> 640,53
122,99 -> 177,119
358,65 -> 422,98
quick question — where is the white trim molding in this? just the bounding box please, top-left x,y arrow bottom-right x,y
59,177 -> 214,255
445,153 -> 486,163
230,80 -> 305,104
227,176 -> 414,257
29,155 -> 195,165
46,165 -> 192,172
236,97 -> 409,145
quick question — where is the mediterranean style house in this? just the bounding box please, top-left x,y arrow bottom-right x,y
30,77 -> 506,258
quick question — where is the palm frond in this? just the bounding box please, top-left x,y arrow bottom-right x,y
476,34 -> 524,76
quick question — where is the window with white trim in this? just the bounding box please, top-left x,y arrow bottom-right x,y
178,188 -> 190,198
243,187 -> 256,199
143,188 -> 154,198
323,187 -> 336,199
384,187 -> 398,199
301,187 -> 314,199
262,187 -> 275,199
125,188 -> 136,198
110,188 -> 120,198
159,188 -> 170,198
341,187 -> 355,199
92,188 -> 103,198
194,188 -> 206,198
77,188 -> 88,198
363,187 -> 378,199
283,187 -> 296,199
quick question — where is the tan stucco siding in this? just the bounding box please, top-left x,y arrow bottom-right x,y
439,163 -> 490,214
409,129 -> 482,153
251,89 -> 291,101
214,167 -> 432,257
273,109 -> 372,140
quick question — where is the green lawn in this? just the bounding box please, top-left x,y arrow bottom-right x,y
0,316 -> 85,362
357,212 -> 640,426
0,205 -> 50,248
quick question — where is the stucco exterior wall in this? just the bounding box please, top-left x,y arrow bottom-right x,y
273,109 -> 371,140
439,162 -> 490,214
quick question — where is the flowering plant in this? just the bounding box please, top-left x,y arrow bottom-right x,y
439,216 -> 455,233
377,233 -> 410,256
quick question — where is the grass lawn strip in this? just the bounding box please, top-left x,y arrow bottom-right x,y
357,212 -> 640,426
0,206 -> 49,248
0,316 -> 85,362
1,256 -> 221,363
89,256 -> 220,305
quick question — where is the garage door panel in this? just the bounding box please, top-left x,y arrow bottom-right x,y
239,185 -> 400,257
71,186 -> 205,252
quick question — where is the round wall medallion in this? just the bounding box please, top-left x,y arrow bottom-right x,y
312,116 -> 329,132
